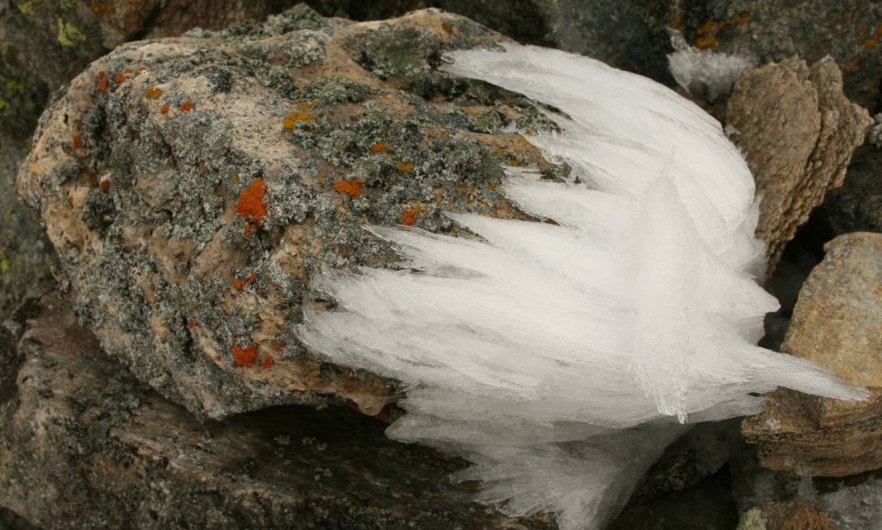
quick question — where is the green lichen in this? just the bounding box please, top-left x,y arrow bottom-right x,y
56,16 -> 87,48
15,0 -> 35,16
0,250 -> 10,275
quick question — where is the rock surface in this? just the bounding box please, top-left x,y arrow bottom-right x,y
818,473 -> 882,530
737,498 -> 836,530
16,7 -> 556,420
819,146 -> 882,236
743,233 -> 882,476
726,57 -> 871,274
0,290 -> 554,530
671,1 -> 882,111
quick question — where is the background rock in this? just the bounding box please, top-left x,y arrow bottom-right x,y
743,233 -> 882,476
0,291 -> 554,530
726,57 -> 871,274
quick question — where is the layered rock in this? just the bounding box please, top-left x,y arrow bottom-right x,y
16,8 -> 556,419
726,57 -> 871,274
0,290 -> 554,530
743,233 -> 882,476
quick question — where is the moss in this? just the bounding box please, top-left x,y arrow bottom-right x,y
0,250 -> 10,275
15,0 -> 34,16
56,16 -> 87,48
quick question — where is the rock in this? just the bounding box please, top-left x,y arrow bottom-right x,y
818,474 -> 882,530
0,292 -> 553,530
818,146 -> 882,236
671,1 -> 882,111
737,498 -> 836,530
742,233 -> 882,476
726,57 -> 871,274
0,1 -> 327,319
308,0 -> 674,83
16,8 -> 557,419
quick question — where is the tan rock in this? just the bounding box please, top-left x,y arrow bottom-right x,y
743,233 -> 882,476
737,498 -> 837,530
726,57 -> 871,275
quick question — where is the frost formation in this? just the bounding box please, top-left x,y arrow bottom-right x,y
299,42 -> 865,529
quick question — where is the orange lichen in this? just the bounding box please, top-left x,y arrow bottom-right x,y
179,100 -> 194,112
235,178 -> 268,225
272,340 -> 287,351
232,344 -> 258,367
99,177 -> 111,193
282,110 -> 311,129
692,15 -> 751,49
113,72 -> 126,84
72,134 -> 84,150
261,356 -> 274,369
186,319 -> 197,329
401,206 -> 419,226
694,37 -> 718,50
245,271 -> 258,284
332,178 -> 364,198
96,71 -> 109,91
243,223 -> 257,236
159,103 -> 170,115
232,278 -> 245,291
862,23 -> 882,49
144,86 -> 163,99
369,142 -> 389,153
397,160 -> 413,172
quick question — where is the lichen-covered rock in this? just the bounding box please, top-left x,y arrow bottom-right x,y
743,233 -> 882,476
17,7 -> 557,419
0,292 -> 554,530
736,498 -> 836,530
818,474 -> 882,530
726,57 -> 871,274
670,1 -> 882,110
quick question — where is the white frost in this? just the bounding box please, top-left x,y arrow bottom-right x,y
298,42 -> 865,529
667,33 -> 755,101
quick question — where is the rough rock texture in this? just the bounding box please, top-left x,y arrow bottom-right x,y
0,0 -> 314,318
819,146 -> 882,236
0,291 -> 554,530
818,473 -> 882,530
726,57 -> 871,274
737,498 -> 836,530
16,7 -> 558,420
670,1 -> 882,111
307,0 -> 674,83
743,233 -> 882,476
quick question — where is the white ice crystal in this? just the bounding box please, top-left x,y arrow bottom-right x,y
298,42 -> 866,529
667,33 -> 755,101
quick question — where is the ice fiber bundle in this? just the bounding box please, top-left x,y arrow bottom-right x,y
299,42 -> 865,529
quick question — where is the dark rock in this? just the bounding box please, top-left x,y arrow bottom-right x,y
0,293 -> 554,530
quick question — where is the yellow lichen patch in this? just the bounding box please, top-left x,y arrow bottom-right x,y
397,160 -> 414,172
15,0 -> 33,16
56,16 -> 87,48
144,86 -> 163,99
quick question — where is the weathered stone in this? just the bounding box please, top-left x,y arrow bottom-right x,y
737,498 -> 836,530
819,146 -> 882,236
671,1 -> 882,111
743,233 -> 882,476
726,57 -> 871,274
818,474 -> 882,530
0,292 -> 553,530
0,1 -> 336,319
16,8 -> 556,419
